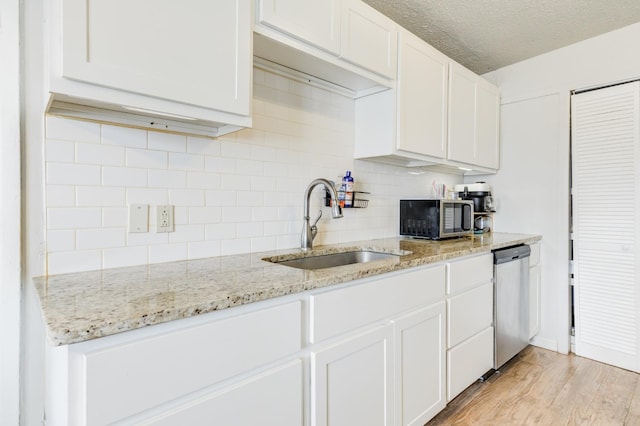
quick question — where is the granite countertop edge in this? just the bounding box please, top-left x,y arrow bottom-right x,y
33,233 -> 541,346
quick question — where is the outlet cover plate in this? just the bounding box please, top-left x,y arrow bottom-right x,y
129,204 -> 148,233
156,205 -> 174,233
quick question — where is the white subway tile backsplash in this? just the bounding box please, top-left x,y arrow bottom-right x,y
126,148 -> 167,169
46,230 -> 76,252
46,140 -> 75,162
188,207 -> 222,224
169,189 -> 205,206
76,143 -> 125,166
187,136 -> 221,156
48,208 -> 102,230
205,223 -> 236,240
148,169 -> 187,189
102,166 -> 148,187
76,228 -> 126,250
103,246 -> 149,269
47,185 -> 75,207
102,125 -> 147,148
47,163 -> 101,186
149,243 -> 187,263
168,152 -> 205,171
148,131 -> 186,152
76,187 -> 125,207
45,69 -> 462,274
46,116 -> 100,144
48,250 -> 102,275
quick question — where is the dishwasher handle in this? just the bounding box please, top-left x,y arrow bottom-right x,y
493,244 -> 531,265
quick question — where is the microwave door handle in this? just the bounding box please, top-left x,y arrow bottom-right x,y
463,204 -> 473,231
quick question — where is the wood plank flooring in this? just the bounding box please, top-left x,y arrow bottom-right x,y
427,346 -> 640,425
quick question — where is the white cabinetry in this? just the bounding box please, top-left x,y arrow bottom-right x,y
309,264 -> 446,426
254,0 -> 395,95
257,0 -> 341,54
54,301 -> 303,425
48,0 -> 252,137
448,62 -> 500,170
529,243 -> 541,339
393,302 -> 446,426
354,28 -> 448,164
446,254 -> 494,401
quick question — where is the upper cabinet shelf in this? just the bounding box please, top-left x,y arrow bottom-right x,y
47,0 -> 252,137
254,0 -> 396,98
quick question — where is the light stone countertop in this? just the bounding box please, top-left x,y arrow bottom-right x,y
33,232 -> 541,346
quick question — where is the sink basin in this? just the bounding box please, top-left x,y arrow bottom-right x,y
266,250 -> 400,270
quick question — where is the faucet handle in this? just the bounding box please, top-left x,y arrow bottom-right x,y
311,210 -> 322,239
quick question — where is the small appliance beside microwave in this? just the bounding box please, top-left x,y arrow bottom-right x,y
400,199 -> 474,239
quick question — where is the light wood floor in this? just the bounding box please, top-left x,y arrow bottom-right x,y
427,346 -> 640,425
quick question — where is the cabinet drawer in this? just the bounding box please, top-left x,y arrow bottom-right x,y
310,265 -> 445,343
447,281 -> 493,348
529,243 -> 540,267
70,301 -> 302,425
447,326 -> 494,402
447,253 -> 493,294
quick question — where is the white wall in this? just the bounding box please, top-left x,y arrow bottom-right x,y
42,68 -> 460,275
474,22 -> 640,354
0,0 -> 22,423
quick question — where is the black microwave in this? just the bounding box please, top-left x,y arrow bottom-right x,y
400,199 -> 474,239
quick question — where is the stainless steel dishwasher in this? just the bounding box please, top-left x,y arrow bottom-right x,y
493,244 -> 531,369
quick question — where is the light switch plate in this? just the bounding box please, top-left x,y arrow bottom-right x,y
129,204 -> 148,233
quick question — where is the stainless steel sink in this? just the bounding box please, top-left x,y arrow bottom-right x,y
266,250 -> 400,270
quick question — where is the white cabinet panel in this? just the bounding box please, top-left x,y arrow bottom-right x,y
447,253 -> 493,295
257,0 -> 341,54
447,282 -> 493,348
393,302 -> 446,426
529,263 -> 541,339
312,326 -> 393,426
448,62 -> 500,170
60,0 -> 251,115
340,0 -> 397,78
310,264 -> 445,343
69,302 -> 302,425
447,327 -> 494,401
396,29 -> 448,159
140,360 -> 303,426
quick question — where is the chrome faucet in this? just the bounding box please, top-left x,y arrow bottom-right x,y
301,178 -> 343,250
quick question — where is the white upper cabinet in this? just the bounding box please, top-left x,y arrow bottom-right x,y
48,0 -> 252,137
257,0 -> 341,54
340,0 -> 397,79
448,62 -> 500,170
396,29 -> 448,159
254,0 -> 395,95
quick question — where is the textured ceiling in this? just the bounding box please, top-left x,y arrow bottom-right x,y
362,0 -> 640,74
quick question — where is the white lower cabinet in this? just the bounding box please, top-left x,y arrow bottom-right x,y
446,254 -> 494,402
139,360 -> 303,425
529,242 -> 541,339
312,325 -> 394,426
393,302 -> 446,426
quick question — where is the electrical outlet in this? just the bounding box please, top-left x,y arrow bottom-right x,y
156,205 -> 174,233
128,204 -> 148,233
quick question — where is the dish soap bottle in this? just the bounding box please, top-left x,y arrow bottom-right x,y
342,171 -> 354,207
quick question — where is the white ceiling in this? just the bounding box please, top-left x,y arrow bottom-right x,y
361,0 -> 640,74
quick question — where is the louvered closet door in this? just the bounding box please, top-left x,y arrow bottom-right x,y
572,81 -> 640,371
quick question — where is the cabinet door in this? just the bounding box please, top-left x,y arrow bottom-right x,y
139,360 -> 303,426
396,30 -> 448,159
258,0 -> 340,54
529,263 -> 541,339
312,326 -> 393,426
447,326 -> 494,401
393,302 -> 446,426
447,282 -> 493,348
475,81 -> 500,169
448,62 -> 477,165
61,0 -> 251,115
340,0 -> 397,78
